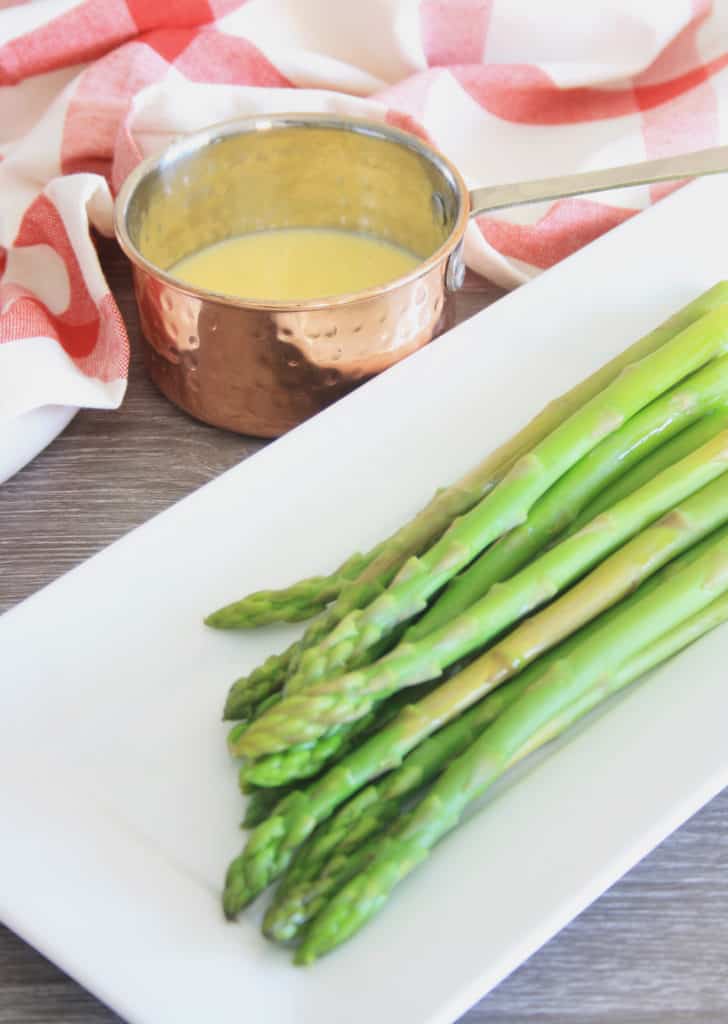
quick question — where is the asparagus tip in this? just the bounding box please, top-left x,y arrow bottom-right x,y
222,892 -> 240,921
293,943 -> 316,966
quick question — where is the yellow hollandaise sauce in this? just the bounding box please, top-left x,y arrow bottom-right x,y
170,228 -> 421,302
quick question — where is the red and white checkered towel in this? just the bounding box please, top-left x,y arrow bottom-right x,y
2,0 -> 728,480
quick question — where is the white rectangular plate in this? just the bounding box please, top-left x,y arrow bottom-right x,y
3,176 -> 728,1024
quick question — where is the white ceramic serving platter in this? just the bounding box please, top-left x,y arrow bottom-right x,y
3,175 -> 728,1024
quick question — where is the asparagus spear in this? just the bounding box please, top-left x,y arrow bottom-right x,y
207,284 -> 728,633
207,548 -> 384,630
237,431 -> 728,756
224,650 -> 295,722
224,621 -> 410,725
566,409 -> 728,537
407,361 -> 728,642
239,718 -> 373,789
276,308 -> 728,701
242,786 -> 293,828
262,523 -> 728,941
238,680 -> 436,789
222,481 -> 728,914
296,548 -> 728,963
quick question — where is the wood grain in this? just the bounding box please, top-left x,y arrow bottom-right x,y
1,237 -> 726,1024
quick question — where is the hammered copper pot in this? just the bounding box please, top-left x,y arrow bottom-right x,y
115,116 -> 728,437
114,114 -> 469,437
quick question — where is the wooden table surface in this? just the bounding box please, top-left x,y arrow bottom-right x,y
1,237 -> 727,1024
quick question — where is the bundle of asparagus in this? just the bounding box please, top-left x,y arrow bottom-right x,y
206,283 -> 728,964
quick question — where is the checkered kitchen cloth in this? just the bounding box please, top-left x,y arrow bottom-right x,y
2,0 -> 727,474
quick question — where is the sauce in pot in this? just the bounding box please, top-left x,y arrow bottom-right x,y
170,228 -> 420,302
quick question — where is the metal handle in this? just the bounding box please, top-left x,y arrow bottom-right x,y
469,145 -> 728,215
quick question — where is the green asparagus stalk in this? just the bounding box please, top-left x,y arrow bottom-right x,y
242,786 -> 293,828
276,308 -> 728,700
407,362 -> 728,643
223,648 -> 297,722
207,548 -> 384,630
239,718 -> 374,789
237,662 -> 475,785
566,408 -> 728,537
296,548 -> 728,963
224,622 -> 410,725
208,284 -> 728,633
262,522 -> 728,941
238,680 -> 436,789
222,481 -> 728,915
237,431 -> 728,756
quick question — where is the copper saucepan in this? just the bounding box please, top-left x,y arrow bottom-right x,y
114,115 -> 728,437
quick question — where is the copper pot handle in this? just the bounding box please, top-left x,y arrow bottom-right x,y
446,144 -> 728,292
468,144 -> 728,216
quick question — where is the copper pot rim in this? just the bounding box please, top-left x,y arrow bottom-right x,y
113,112 -> 471,312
